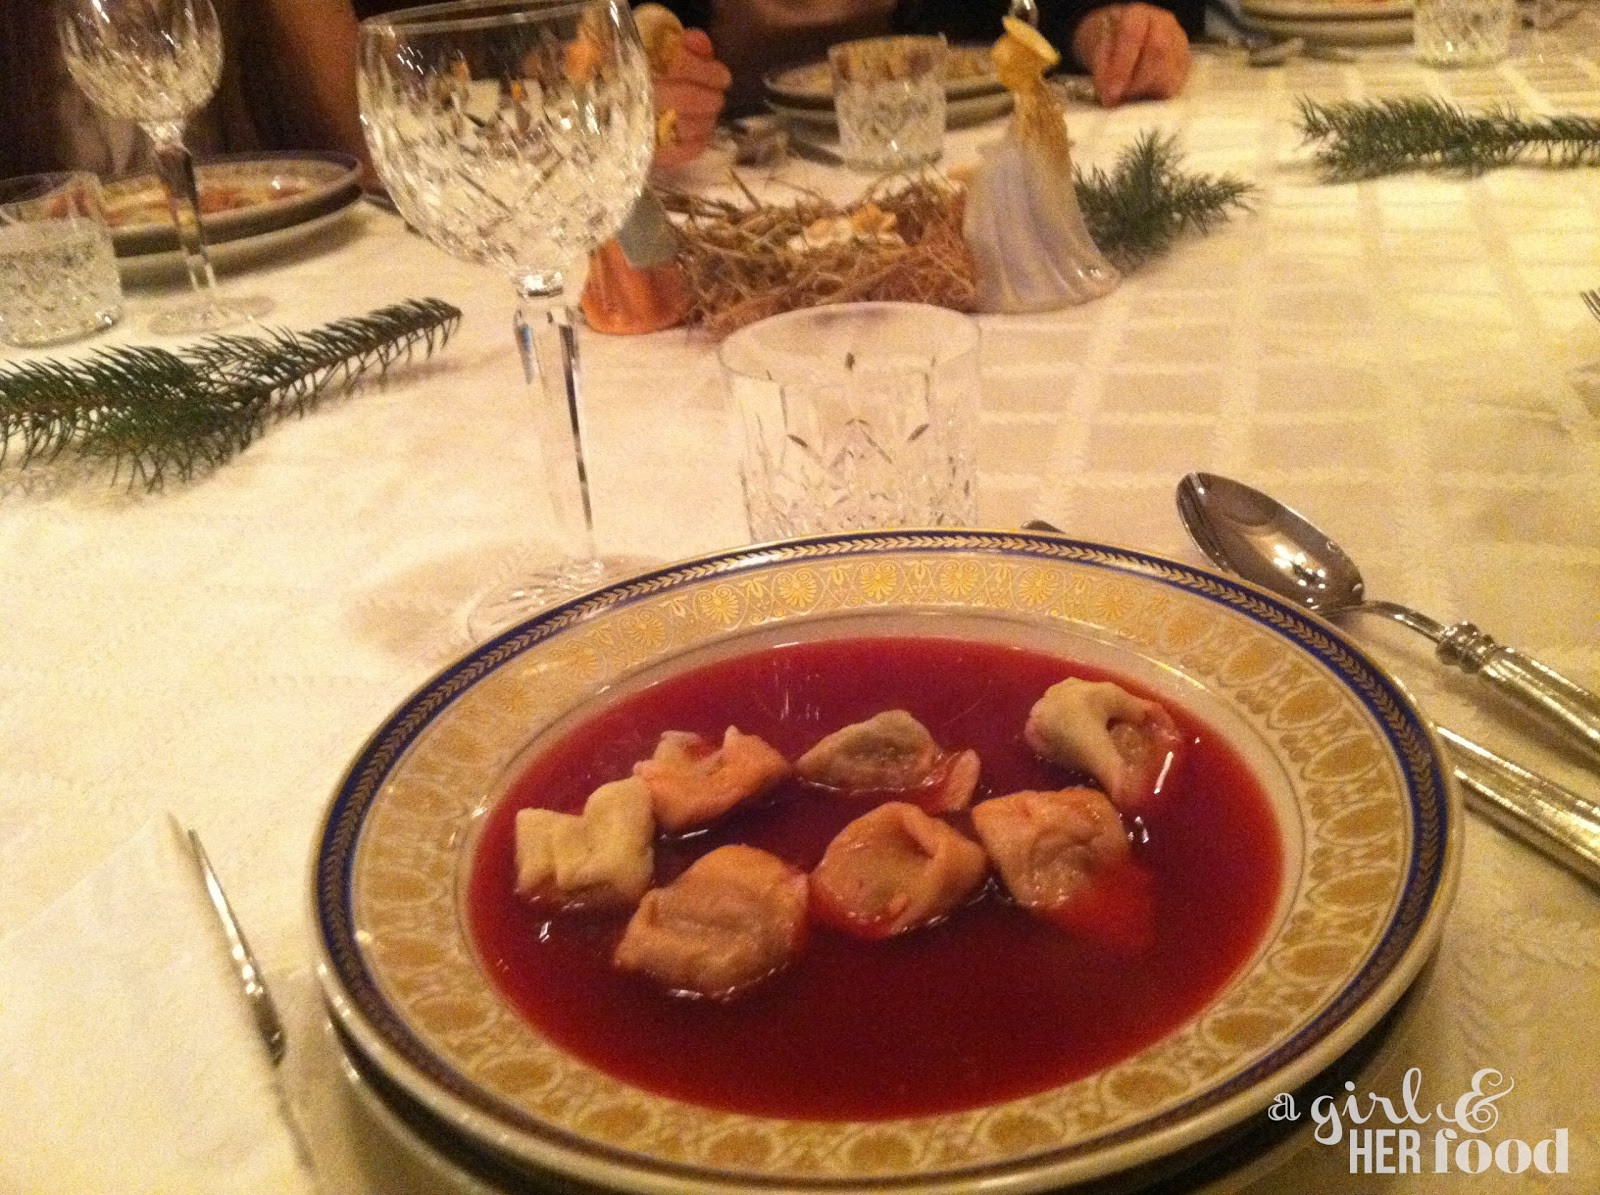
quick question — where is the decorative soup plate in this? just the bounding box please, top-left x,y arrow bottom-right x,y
312,530 -> 1459,1194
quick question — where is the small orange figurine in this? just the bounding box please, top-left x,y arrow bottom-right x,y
580,240 -> 693,334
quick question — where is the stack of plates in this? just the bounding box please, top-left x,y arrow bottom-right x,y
312,531 -> 1460,1195
1231,0 -> 1414,45
762,44 -> 1014,130
105,152 -> 364,284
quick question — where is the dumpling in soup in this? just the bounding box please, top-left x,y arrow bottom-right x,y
795,710 -> 980,813
1023,679 -> 1184,814
514,776 -> 655,912
811,802 -> 988,940
971,787 -> 1153,953
613,845 -> 809,1000
633,727 -> 791,833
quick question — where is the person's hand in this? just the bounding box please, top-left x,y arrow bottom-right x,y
1070,3 -> 1190,107
651,28 -> 732,169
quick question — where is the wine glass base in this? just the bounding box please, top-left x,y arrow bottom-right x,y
148,293 -> 274,336
464,552 -> 655,642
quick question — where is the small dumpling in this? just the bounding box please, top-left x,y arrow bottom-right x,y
795,710 -> 980,813
633,727 -> 791,833
613,845 -> 809,1000
514,776 -> 655,912
971,787 -> 1153,953
811,801 -> 988,940
1023,679 -> 1184,814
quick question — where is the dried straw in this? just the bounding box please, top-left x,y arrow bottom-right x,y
657,174 -> 977,338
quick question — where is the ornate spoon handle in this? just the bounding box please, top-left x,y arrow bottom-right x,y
1361,602 -> 1600,770
1436,623 -> 1600,770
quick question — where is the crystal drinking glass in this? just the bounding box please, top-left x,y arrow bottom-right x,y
57,0 -> 271,334
358,0 -> 654,640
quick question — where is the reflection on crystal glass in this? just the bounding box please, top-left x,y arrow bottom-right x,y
59,0 -> 222,123
1413,0 -> 1514,65
359,2 -> 653,294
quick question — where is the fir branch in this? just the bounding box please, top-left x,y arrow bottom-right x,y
1296,96 -> 1600,181
0,298 -> 461,490
1073,132 -> 1256,272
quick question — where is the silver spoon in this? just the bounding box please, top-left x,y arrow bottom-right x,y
1176,472 -> 1600,770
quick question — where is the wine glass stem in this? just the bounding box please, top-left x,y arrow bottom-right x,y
514,297 -> 598,564
145,121 -> 219,298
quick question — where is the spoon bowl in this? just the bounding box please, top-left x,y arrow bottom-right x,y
1175,472 -> 1367,616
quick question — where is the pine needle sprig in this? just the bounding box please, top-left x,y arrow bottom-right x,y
1073,131 -> 1256,272
1296,96 -> 1600,181
0,298 -> 461,489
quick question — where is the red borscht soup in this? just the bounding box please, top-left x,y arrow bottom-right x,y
466,635 -> 1283,1120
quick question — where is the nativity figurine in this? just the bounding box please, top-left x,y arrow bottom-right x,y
962,18 -> 1119,312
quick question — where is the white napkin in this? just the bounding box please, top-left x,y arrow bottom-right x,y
0,817 -> 312,1194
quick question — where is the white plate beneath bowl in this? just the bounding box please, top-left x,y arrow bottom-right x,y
312,531 -> 1458,1195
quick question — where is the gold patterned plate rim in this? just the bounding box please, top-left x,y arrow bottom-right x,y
311,530 -> 1460,1194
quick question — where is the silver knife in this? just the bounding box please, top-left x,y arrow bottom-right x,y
1438,729 -> 1600,887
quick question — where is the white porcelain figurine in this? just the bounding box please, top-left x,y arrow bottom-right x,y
962,19 -> 1119,312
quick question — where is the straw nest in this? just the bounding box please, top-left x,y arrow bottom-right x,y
657,174 -> 977,338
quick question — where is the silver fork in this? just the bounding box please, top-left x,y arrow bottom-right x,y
171,816 -> 322,1185
172,815 -> 286,1062
1583,289 -> 1600,323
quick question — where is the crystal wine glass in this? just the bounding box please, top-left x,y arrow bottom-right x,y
58,0 -> 271,334
358,0 -> 654,640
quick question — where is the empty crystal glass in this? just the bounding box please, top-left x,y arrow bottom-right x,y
829,35 -> 948,172
358,0 -> 654,639
720,303 -> 981,541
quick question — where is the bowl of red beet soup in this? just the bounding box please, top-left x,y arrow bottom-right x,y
313,530 -> 1458,1194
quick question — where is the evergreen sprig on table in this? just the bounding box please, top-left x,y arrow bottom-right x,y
1296,96 -> 1600,181
1073,132 -> 1257,272
0,298 -> 461,491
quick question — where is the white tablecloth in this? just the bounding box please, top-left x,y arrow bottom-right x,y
3,20 -> 1598,1194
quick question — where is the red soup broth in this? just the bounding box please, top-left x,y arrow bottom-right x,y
466,635 -> 1283,1121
